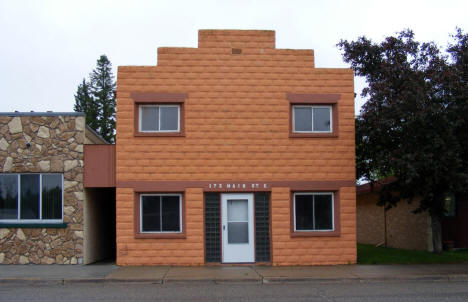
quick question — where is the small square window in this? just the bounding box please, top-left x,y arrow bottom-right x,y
294,193 -> 334,231
139,105 -> 180,132
293,105 -> 332,133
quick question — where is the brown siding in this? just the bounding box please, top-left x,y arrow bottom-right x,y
442,198 -> 468,248
356,192 -> 385,246
357,191 -> 432,251
84,145 -> 115,188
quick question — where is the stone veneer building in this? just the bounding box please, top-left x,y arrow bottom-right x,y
0,112 -> 108,264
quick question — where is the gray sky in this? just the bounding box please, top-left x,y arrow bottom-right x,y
1,0 -> 467,115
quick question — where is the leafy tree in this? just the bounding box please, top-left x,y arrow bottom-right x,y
338,29 -> 467,253
74,55 -> 116,143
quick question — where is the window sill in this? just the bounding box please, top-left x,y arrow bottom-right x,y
290,132 -> 338,138
0,223 -> 67,229
135,232 -> 186,239
134,132 -> 185,137
291,230 -> 340,237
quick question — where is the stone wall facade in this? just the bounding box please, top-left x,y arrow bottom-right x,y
0,113 -> 85,264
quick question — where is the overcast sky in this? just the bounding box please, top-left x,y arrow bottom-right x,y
0,0 -> 467,115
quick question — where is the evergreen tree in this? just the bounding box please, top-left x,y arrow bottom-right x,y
74,78 -> 99,132
74,55 -> 116,143
90,55 -> 116,143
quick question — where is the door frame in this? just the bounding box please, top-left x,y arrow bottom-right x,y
221,193 -> 255,263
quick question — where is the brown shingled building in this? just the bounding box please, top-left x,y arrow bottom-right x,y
113,30 -> 356,265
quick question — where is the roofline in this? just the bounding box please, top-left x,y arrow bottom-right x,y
85,125 -> 110,144
0,112 -> 85,117
356,176 -> 397,194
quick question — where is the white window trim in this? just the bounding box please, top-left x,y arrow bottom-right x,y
139,104 -> 180,133
0,173 -> 64,224
292,105 -> 333,133
293,192 -> 334,232
140,193 -> 183,233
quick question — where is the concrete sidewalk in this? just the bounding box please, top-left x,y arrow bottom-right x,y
1,264 -> 468,284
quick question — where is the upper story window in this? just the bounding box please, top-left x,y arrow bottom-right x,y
293,105 -> 332,133
287,93 -> 340,138
140,105 -> 180,132
131,92 -> 187,137
0,174 -> 63,223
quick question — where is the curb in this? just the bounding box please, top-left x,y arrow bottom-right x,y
262,277 -> 359,284
2,275 -> 468,285
262,275 -> 456,284
448,274 -> 468,282
163,278 -> 262,284
0,278 -> 65,285
63,278 -> 162,284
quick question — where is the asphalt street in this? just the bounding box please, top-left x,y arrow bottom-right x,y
0,280 -> 467,302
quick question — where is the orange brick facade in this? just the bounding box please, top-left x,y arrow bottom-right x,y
116,30 -> 356,265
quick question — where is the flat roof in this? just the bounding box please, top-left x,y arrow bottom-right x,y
0,112 -> 85,117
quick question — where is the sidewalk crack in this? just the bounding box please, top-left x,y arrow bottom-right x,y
250,266 -> 264,283
161,267 -> 170,284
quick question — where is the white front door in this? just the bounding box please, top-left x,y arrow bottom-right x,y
221,193 -> 255,263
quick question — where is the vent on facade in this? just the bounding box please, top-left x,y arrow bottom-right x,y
232,48 -> 242,55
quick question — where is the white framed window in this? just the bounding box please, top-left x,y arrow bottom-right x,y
139,105 -> 180,132
293,105 -> 332,133
293,192 -> 334,231
0,173 -> 63,223
140,194 -> 182,233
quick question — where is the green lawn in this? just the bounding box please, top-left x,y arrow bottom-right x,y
357,244 -> 468,264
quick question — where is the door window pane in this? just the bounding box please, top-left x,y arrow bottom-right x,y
20,174 -> 40,219
0,175 -> 18,219
142,196 -> 161,232
228,222 -> 249,243
314,194 -> 333,230
42,174 -> 62,220
161,196 -> 180,231
295,194 -> 313,230
160,106 -> 179,131
227,199 -> 248,222
140,106 -> 159,131
294,107 -> 312,132
313,107 -> 331,132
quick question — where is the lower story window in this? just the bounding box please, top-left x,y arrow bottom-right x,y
140,194 -> 182,233
294,192 -> 334,231
0,174 -> 63,222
